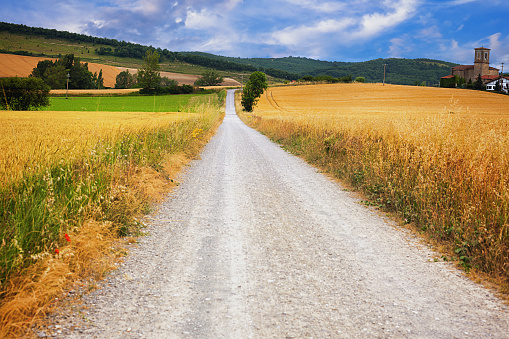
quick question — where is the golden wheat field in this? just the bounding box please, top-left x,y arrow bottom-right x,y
0,110 -> 199,186
259,83 -> 509,118
244,83 -> 509,288
0,53 -> 120,87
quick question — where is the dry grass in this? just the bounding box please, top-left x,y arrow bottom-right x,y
240,83 -> 509,293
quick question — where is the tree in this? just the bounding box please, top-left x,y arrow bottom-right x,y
473,74 -> 484,90
241,71 -> 268,112
194,70 -> 224,86
137,50 -> 161,90
43,63 -> 67,89
355,77 -> 366,83
161,76 -> 178,88
30,54 -> 95,89
115,70 -> 136,89
95,69 -> 104,89
0,77 -> 50,110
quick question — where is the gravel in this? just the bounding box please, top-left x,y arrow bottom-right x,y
46,90 -> 508,338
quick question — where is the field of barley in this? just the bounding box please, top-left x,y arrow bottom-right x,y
0,92 -> 225,337
241,83 -> 509,290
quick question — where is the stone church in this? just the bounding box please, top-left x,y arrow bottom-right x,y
444,47 -> 499,83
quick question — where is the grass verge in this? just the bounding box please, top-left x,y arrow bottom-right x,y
0,91 -> 226,337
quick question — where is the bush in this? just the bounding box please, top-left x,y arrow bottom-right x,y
194,70 -> 223,86
0,77 -> 50,110
139,84 -> 195,95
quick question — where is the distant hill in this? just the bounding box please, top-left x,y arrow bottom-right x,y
0,21 -> 458,85
184,52 -> 459,86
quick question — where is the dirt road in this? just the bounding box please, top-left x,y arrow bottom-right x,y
58,90 -> 508,338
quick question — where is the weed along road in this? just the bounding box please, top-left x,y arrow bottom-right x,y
62,90 -> 508,338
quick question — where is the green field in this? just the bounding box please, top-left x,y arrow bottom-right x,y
42,94 -> 211,112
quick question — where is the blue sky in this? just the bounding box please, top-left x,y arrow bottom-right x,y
3,0 -> 509,65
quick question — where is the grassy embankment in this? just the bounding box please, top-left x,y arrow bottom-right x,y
0,91 -> 225,337
239,83 -> 509,293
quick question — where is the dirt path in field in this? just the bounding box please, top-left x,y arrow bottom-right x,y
45,90 -> 508,338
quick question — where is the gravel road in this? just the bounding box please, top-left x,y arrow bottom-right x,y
55,90 -> 508,338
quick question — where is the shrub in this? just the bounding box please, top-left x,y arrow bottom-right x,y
0,77 -> 50,110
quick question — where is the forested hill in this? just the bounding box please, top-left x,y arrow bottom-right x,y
184,52 -> 458,86
1,21 -> 457,85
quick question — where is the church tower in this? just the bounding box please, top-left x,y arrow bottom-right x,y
474,47 -> 491,79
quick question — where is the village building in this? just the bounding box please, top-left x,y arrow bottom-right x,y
486,77 -> 509,93
442,47 -> 499,85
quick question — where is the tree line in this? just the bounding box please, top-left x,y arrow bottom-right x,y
31,54 -> 104,89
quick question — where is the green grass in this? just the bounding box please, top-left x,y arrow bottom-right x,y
43,94 -> 206,112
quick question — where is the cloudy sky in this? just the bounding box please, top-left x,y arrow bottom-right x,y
3,0 -> 509,65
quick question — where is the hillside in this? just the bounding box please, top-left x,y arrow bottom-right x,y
0,21 -> 458,86
184,52 -> 458,86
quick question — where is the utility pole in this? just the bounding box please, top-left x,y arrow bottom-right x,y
501,63 -> 505,92
66,73 -> 70,99
383,64 -> 387,86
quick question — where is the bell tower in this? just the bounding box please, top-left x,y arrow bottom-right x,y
474,47 -> 491,79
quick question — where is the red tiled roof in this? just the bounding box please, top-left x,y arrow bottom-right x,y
441,75 -> 455,79
481,75 -> 499,80
452,65 -> 474,71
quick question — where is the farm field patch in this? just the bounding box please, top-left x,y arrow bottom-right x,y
43,93 -> 208,112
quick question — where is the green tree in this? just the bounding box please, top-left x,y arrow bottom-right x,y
194,70 -> 224,86
161,76 -> 178,88
95,69 -> 104,89
0,77 -> 50,110
43,63 -> 67,89
473,74 -> 484,90
355,77 -> 366,83
115,70 -> 136,89
137,50 -> 161,90
30,54 -> 95,89
241,71 -> 268,112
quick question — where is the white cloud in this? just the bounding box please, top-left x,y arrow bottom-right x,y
270,18 -> 355,52
417,26 -> 443,40
352,0 -> 419,39
447,0 -> 477,5
185,9 -> 222,30
281,0 -> 346,13
389,36 -> 413,57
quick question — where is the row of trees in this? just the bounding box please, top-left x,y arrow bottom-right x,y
439,74 -> 491,91
96,45 -> 178,62
31,54 -> 104,89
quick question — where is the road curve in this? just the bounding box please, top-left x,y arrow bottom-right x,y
60,90 -> 508,338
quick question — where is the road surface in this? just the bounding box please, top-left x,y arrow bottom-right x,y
55,90 -> 508,338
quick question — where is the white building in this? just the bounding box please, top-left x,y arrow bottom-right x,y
486,77 -> 509,93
